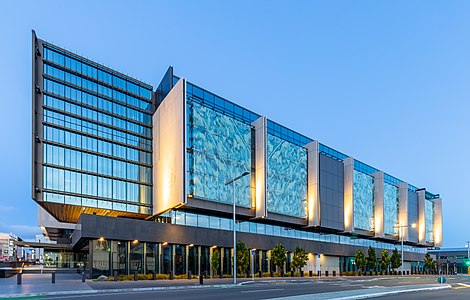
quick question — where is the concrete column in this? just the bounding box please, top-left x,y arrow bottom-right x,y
158,243 -> 162,274
343,157 -> 354,232
267,250 -> 271,273
143,242 -> 147,275
306,141 -> 320,227
220,248 -> 224,275
417,189 -> 426,244
432,198 -> 443,247
198,246 -> 201,276
172,245 -> 175,276
398,182 -> 409,241
185,245 -> 189,275
372,171 -> 384,238
252,116 -> 268,218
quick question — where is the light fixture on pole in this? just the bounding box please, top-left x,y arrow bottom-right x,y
225,171 -> 250,285
394,223 -> 416,274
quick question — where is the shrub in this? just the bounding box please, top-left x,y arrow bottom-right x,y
155,274 -> 170,280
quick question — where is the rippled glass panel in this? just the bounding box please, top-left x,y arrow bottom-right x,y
266,134 -> 307,218
425,199 -> 434,242
384,183 -> 399,235
353,170 -> 374,230
187,102 -> 252,207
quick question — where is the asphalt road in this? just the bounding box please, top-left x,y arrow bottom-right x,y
35,276 -> 470,299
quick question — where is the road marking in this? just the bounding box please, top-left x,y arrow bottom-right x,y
456,283 -> 470,288
241,288 -> 285,293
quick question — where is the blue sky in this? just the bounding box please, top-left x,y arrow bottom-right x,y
0,0 -> 468,247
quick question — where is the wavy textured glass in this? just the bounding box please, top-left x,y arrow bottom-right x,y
187,102 -> 252,207
425,199 -> 434,242
266,134 -> 307,218
353,170 -> 374,230
384,183 -> 399,235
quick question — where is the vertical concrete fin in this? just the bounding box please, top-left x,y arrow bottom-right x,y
306,141 -> 320,227
153,78 -> 186,215
372,171 -> 384,238
398,182 -> 409,241
252,116 -> 267,218
432,198 -> 443,247
417,189 -> 426,244
343,157 -> 354,232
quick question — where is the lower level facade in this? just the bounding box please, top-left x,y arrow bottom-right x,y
31,31 -> 442,278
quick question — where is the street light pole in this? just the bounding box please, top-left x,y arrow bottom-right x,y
394,223 -> 416,275
225,171 -> 250,285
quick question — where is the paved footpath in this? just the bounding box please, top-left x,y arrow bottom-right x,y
0,274 -> 457,299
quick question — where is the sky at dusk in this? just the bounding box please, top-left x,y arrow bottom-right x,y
0,0 -> 468,247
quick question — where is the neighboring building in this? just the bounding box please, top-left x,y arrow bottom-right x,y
428,248 -> 470,275
31,31 -> 443,278
0,233 -> 18,262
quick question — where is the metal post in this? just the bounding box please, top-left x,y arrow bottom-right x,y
233,180 -> 237,285
225,171 -> 249,285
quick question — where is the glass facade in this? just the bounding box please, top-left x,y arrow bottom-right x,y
384,183 -> 399,235
353,170 -> 374,231
41,45 -> 153,215
266,133 -> 307,218
186,90 -> 252,207
425,199 -> 434,242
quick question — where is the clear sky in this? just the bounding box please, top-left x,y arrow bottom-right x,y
0,0 -> 468,247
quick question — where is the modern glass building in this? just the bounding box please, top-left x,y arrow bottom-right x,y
32,31 -> 443,278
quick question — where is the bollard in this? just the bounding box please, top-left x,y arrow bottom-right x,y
291,270 -> 294,277
199,274 -> 204,285
309,270 -> 313,277
300,271 -> 304,277
17,272 -> 22,285
259,271 -> 262,278
82,271 -> 86,282
333,270 -> 336,277
325,270 -> 329,277
114,270 -> 118,282
52,272 -> 56,284
170,271 -> 174,280
134,271 -> 138,281
407,271 -> 410,276
270,270 -> 274,277
317,270 -> 321,277
152,271 -> 156,280
188,271 -> 192,280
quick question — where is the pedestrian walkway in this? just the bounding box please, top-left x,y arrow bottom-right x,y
0,273 -> 93,296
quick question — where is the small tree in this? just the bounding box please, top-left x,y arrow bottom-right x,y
354,249 -> 366,274
380,249 -> 391,273
272,243 -> 287,274
211,249 -> 220,276
390,248 -> 402,271
424,253 -> 435,272
236,241 -> 250,275
291,245 -> 308,273
367,246 -> 377,272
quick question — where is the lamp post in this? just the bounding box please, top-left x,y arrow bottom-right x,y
394,223 -> 416,274
225,171 -> 250,285
465,241 -> 470,274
